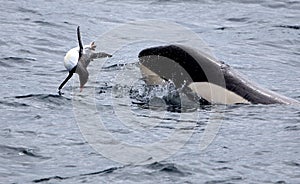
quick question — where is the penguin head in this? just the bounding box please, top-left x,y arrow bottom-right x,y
83,41 -> 96,54
89,41 -> 96,51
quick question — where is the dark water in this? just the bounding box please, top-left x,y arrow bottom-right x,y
1,0 -> 300,183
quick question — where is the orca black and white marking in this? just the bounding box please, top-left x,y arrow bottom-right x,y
138,44 -> 299,105
58,26 -> 112,95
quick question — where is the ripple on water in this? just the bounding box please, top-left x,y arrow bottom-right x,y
276,25 -> 300,30
284,125 -> 300,131
32,166 -> 122,183
204,176 -> 243,184
14,94 -> 71,105
0,144 -> 49,160
1,56 -> 36,64
284,161 -> 300,167
17,7 -> 41,16
147,162 -> 190,177
0,100 -> 30,108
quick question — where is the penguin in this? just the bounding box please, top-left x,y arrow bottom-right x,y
58,26 -> 112,95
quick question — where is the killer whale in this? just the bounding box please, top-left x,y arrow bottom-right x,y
138,44 -> 299,105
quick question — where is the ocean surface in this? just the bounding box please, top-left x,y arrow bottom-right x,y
1,0 -> 300,183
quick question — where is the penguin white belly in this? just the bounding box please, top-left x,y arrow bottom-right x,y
64,48 -> 79,71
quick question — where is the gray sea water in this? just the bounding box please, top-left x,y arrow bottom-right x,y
1,0 -> 300,183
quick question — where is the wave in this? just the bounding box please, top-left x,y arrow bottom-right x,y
129,82 -> 201,112
15,94 -> 60,99
284,125 -> 300,131
32,162 -> 188,183
149,0 -> 186,4
276,25 -> 300,30
226,17 -> 250,23
0,61 -> 12,67
0,144 -> 49,159
15,94 -> 70,100
32,166 -> 123,183
0,57 -> 36,68
147,162 -> 190,176
33,176 -> 66,183
13,94 -> 71,107
2,56 -> 36,62
0,100 -> 29,108
17,7 -> 41,16
205,176 -> 244,184
33,20 -> 61,28
102,63 -> 127,70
